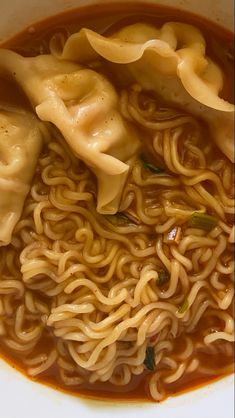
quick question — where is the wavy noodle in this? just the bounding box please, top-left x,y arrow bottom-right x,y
0,82 -> 234,402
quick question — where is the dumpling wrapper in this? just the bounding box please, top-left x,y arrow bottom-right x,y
50,22 -> 234,162
0,51 -> 140,214
0,109 -> 44,246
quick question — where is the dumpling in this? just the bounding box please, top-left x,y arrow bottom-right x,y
0,109 -> 44,246
0,51 -> 140,214
50,22 -> 234,161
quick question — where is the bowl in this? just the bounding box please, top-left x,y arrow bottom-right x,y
0,1 -> 234,418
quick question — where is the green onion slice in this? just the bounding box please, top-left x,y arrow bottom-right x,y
188,212 -> 217,231
105,213 -> 130,226
144,346 -> 156,371
140,154 -> 164,174
178,298 -> 189,314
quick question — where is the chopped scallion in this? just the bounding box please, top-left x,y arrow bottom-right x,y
144,346 -> 155,371
140,154 -> 164,174
105,212 -> 130,226
178,298 -> 189,314
188,212 -> 217,231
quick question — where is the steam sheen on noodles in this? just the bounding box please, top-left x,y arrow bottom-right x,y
0,12 -> 234,402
